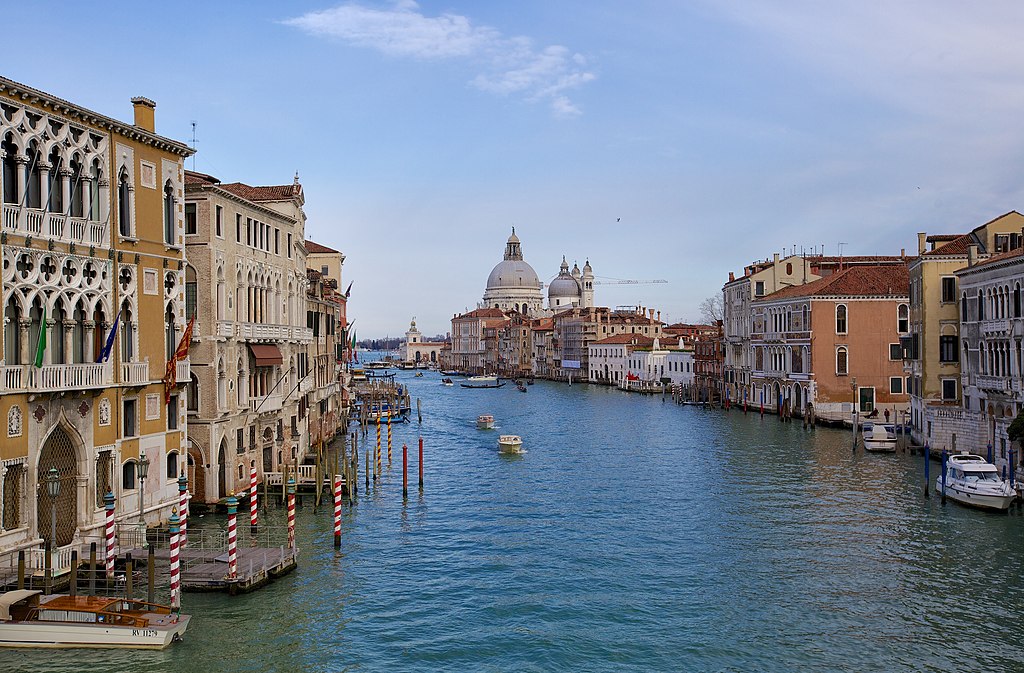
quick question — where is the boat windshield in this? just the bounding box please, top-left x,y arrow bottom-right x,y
963,471 -> 1000,482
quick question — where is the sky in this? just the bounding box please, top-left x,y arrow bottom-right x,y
8,1 -> 1024,337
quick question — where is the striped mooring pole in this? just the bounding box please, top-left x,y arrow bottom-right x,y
226,494 -> 238,579
333,474 -> 342,549
168,508 -> 181,612
103,491 -> 116,579
177,473 -> 188,549
387,412 -> 393,466
287,477 -> 297,551
249,463 -> 259,534
375,415 -> 382,479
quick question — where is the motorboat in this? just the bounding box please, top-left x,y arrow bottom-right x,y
862,423 -> 897,452
461,376 -> 505,389
440,370 -> 461,376
936,452 -> 1016,511
365,361 -> 393,370
441,378 -> 454,386
498,435 -> 523,453
477,414 -> 495,429
0,590 -> 189,650
517,382 -> 527,393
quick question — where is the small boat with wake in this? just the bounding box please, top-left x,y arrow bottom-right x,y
498,435 -> 523,453
461,376 -> 505,389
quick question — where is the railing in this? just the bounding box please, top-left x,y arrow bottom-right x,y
176,358 -> 190,382
292,327 -> 313,341
217,320 -> 234,338
265,464 -> 329,488
981,319 -> 1010,335
977,375 -> 1009,391
120,361 -> 149,385
2,205 -> 108,247
298,376 -> 314,393
239,322 -> 290,341
0,365 -> 26,391
250,392 -> 283,413
31,363 -> 110,391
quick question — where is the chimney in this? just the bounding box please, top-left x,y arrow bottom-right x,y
968,244 -> 978,267
130,97 -> 157,132
773,253 -> 780,264
917,232 -> 927,255
657,310 -> 661,322
900,248 -> 906,260
729,271 -> 735,281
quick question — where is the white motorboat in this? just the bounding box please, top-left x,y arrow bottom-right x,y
0,590 -> 189,650
461,376 -> 505,389
477,414 -> 495,429
936,452 -> 1016,511
498,435 -> 523,453
862,422 -> 897,452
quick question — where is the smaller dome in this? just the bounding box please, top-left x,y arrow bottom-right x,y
583,259 -> 592,273
548,275 -> 581,299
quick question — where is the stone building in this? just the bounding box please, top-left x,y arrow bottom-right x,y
0,77 -> 192,560
183,170 -> 311,502
305,267 -> 345,450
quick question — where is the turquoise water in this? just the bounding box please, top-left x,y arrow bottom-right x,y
5,372 -> 1024,672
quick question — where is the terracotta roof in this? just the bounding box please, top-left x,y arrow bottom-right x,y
184,170 -> 219,186
926,234 -> 961,243
305,240 -> 339,254
923,233 -> 974,256
219,182 -> 301,202
961,245 -> 1024,271
761,264 -> 909,300
456,307 -> 505,319
591,334 -> 656,346
812,255 -> 909,264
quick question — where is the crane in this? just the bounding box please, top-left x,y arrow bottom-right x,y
591,278 -> 668,286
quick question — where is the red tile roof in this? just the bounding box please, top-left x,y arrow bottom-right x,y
456,307 -> 505,319
761,264 -> 909,300
591,334 -> 656,346
963,245 -> 1024,270
306,240 -> 339,254
184,170 -> 219,186
923,233 -> 974,256
219,182 -> 301,202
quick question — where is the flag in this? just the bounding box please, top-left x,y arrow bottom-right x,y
96,312 -> 120,363
163,315 -> 196,404
33,305 -> 47,368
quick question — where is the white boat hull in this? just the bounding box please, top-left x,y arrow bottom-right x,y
0,614 -> 190,649
864,439 -> 897,453
936,480 -> 1015,511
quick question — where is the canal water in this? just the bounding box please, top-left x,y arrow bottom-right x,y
6,372 -> 1024,672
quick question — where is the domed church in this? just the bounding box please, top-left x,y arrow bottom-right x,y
483,229 -> 545,315
482,229 -> 594,315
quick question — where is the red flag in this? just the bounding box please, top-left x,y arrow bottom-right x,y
163,315 -> 196,404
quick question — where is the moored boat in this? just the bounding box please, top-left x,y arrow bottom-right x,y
862,422 -> 897,452
0,590 -> 189,650
498,435 -> 523,453
936,452 -> 1016,511
477,414 -> 495,429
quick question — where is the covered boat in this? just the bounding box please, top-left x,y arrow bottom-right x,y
461,376 -> 505,389
862,423 -> 897,452
936,453 -> 1016,511
477,414 -> 495,429
498,435 -> 523,453
0,590 -> 189,650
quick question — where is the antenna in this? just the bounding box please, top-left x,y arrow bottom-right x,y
838,242 -> 847,257
190,121 -> 197,171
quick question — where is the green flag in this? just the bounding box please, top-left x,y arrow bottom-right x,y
33,305 -> 47,368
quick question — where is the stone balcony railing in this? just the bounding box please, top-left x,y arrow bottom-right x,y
176,358 -> 190,382
216,320 -> 234,338
977,374 -> 1010,392
3,204 -> 108,247
121,361 -> 150,386
250,392 -> 283,414
981,319 -> 1010,335
32,363 -> 110,392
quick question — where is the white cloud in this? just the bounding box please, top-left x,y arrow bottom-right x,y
284,1 -> 596,117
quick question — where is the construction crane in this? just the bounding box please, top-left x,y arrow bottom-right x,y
591,278 -> 668,286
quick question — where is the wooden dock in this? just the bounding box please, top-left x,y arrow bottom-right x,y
115,544 -> 298,595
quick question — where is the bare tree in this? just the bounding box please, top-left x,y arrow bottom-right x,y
699,293 -> 723,324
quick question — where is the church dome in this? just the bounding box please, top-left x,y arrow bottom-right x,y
486,230 -> 541,291
548,256 -> 581,302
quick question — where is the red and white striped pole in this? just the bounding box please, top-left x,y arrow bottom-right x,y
226,494 -> 238,579
177,473 -> 188,549
103,491 -> 116,579
249,462 -> 258,534
287,477 -> 296,551
332,474 -> 342,549
168,508 -> 181,612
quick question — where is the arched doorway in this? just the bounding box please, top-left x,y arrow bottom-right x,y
187,440 -> 206,504
36,426 -> 79,547
793,385 -> 802,416
217,441 -> 227,500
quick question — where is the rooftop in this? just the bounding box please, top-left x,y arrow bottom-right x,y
761,264 -> 909,301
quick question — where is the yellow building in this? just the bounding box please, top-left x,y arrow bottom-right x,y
0,76 -> 192,564
908,211 -> 1024,445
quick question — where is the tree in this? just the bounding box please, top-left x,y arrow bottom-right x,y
1008,408 -> 1024,446
699,293 -> 724,325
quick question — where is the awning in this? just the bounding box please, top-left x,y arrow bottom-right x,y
248,344 -> 283,366
0,589 -> 40,620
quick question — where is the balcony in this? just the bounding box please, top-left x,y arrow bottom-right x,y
0,365 -> 26,391
31,363 -> 110,392
3,205 -> 108,248
176,358 -> 190,382
977,375 -> 1010,392
239,322 -> 291,341
216,320 -> 235,338
299,376 -> 314,393
981,319 -> 1010,335
292,327 -> 313,342
250,392 -> 283,414
121,361 -> 149,386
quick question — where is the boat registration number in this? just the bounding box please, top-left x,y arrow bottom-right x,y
132,628 -> 159,637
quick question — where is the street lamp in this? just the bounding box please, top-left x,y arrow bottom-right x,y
137,450 -> 150,527
45,466 -> 60,547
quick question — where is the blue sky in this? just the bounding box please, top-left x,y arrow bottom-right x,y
8,1 -> 1024,337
